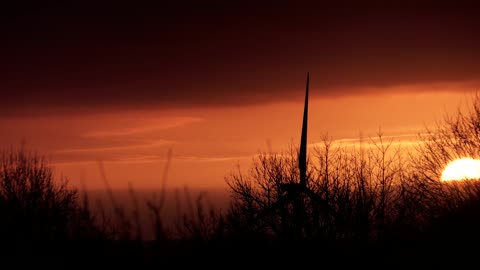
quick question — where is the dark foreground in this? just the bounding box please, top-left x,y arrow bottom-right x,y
4,234 -> 477,268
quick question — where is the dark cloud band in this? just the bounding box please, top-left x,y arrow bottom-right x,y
1,2 -> 479,115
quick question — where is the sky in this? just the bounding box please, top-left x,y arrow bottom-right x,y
1,1 -> 480,190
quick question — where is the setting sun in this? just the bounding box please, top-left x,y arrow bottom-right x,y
441,158 -> 480,181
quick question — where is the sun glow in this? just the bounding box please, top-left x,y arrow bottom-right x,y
441,158 -> 480,181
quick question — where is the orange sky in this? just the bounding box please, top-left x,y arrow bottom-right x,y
1,81 -> 477,190
2,3 -> 480,191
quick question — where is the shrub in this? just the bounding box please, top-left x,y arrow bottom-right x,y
0,145 -> 104,240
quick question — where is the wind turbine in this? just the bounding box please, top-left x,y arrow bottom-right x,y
256,72 -> 338,238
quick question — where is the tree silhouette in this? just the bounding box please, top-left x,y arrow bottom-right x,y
408,93 -> 480,249
0,145 -> 104,241
224,73 -> 415,245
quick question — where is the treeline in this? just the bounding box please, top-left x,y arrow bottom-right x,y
2,95 -> 480,263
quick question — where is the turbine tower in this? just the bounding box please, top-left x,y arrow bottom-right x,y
256,72 -> 338,238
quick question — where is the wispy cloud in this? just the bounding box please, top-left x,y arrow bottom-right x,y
54,139 -> 174,154
83,117 -> 203,138
51,153 -> 252,166
308,133 -> 434,149
175,155 -> 253,163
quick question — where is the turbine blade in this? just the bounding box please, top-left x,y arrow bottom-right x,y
302,187 -> 329,207
303,187 -> 345,225
299,72 -> 309,187
255,193 -> 292,221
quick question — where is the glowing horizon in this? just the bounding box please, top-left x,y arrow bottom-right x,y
1,89 -> 475,190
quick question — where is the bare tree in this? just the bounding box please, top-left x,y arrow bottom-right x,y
224,131 -> 411,243
0,145 -> 103,240
409,93 -> 480,237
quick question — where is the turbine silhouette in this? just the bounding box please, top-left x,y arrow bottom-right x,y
255,72 -> 339,238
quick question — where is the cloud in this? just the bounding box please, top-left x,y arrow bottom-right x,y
83,117 -> 204,137
1,2 -> 480,116
311,133 -> 434,149
175,155 -> 253,163
51,152 -> 252,166
54,139 -> 173,154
